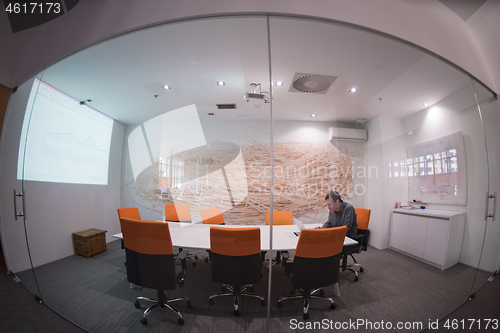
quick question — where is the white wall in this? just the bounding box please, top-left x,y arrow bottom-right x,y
467,0 -> 500,95
366,86 -> 500,272
0,1 -> 499,94
366,116 -> 408,250
0,77 -> 124,272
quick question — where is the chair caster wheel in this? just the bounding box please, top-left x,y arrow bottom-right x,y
205,257 -> 209,263
140,318 -> 147,325
330,303 -> 337,310
319,289 -> 325,296
234,310 -> 240,316
354,276 -> 359,282
277,302 -> 283,309
261,300 -> 267,306
209,299 -> 214,305
192,262 -> 196,267
177,318 -> 184,325
187,301 -> 192,308
303,313 -> 310,320
134,300 -> 141,308
194,255 -> 198,260
360,267 -> 364,272
179,281 -> 184,287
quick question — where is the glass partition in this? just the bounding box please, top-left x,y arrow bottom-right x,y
267,16 -> 496,329
0,73 -> 46,301
11,16 -> 272,330
469,79 -> 500,296
0,13 -> 498,332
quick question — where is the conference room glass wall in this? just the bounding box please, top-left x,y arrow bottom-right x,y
1,75 -> 45,300
468,79 -> 500,295
0,14 -> 499,331
268,15 -> 500,323
1,16 -> 274,329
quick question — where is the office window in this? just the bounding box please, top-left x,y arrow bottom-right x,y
407,132 -> 466,205
159,156 -> 185,191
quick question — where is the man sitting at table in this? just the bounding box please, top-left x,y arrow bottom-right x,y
315,190 -> 357,239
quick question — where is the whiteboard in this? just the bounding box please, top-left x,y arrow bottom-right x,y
407,132 -> 466,205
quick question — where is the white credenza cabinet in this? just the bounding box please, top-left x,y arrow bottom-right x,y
390,209 -> 465,270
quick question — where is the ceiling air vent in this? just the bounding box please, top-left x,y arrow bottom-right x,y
216,103 -> 237,110
289,73 -> 337,94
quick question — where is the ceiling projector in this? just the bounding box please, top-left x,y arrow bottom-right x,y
244,92 -> 269,107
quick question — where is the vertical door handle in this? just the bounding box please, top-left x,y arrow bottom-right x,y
485,191 -> 497,221
13,190 -> 25,220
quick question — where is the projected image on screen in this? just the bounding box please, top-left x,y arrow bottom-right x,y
17,79 -> 114,185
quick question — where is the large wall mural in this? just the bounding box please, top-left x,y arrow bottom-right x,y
128,140 -> 353,224
123,105 -> 355,224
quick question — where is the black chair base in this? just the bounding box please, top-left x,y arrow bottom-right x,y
208,284 -> 266,316
341,253 -> 364,281
135,291 -> 191,325
177,247 -> 198,266
265,251 -> 285,271
277,287 -> 336,320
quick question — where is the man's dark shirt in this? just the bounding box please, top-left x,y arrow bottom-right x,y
321,201 -> 358,239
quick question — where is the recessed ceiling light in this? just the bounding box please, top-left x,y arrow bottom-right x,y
311,114 -> 317,117
350,87 -> 357,93
162,85 -> 171,90
217,81 -> 225,86
424,102 -> 429,107
274,81 -> 284,86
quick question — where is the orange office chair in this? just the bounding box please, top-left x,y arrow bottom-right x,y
201,208 -> 225,262
264,210 -> 293,267
165,204 -> 192,222
201,208 -> 225,225
278,226 -> 347,320
208,227 -> 266,315
119,217 -> 191,326
165,204 -> 198,265
117,207 -> 141,220
117,208 -> 142,249
265,210 -> 293,225
341,208 -> 371,281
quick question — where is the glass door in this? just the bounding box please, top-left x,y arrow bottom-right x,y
469,79 -> 500,294
7,16 -> 272,331
0,74 -> 45,301
267,15 -> 494,328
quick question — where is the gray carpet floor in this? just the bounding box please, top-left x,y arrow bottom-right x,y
1,239 -> 498,333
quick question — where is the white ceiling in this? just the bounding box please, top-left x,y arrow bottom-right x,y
39,16 -> 474,126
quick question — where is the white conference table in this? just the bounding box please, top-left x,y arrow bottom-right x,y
114,222 -> 357,251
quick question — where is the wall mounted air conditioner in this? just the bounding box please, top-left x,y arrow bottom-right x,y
328,127 -> 367,142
